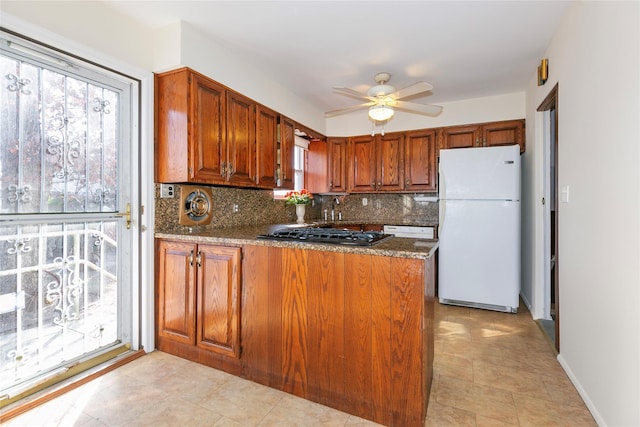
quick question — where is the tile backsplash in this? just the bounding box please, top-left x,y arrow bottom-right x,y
154,184 -> 438,234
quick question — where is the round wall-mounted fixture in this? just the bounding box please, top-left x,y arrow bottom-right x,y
179,185 -> 214,226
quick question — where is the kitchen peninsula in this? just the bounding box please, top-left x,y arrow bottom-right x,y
155,225 -> 437,427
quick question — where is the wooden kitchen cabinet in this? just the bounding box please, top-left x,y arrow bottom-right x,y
155,68 -> 227,184
156,239 -> 242,372
225,91 -> 256,186
156,67 -> 288,188
440,119 -> 525,153
404,129 -> 438,192
307,137 -> 347,193
241,244 -> 435,427
255,105 -> 278,188
277,115 -> 295,189
348,133 -> 404,192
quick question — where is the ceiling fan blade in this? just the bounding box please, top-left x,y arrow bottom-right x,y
393,100 -> 443,116
333,87 -> 376,102
394,81 -> 434,100
324,102 -> 376,118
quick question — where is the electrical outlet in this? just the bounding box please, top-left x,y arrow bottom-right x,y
160,184 -> 175,198
233,203 -> 239,213
362,197 -> 368,206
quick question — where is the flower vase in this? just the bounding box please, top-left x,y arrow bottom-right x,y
295,204 -> 306,224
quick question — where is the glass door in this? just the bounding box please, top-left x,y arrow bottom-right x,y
0,34 -> 135,404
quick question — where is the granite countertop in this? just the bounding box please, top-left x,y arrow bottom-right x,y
155,223 -> 438,260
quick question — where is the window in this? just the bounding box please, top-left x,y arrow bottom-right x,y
274,135 -> 309,198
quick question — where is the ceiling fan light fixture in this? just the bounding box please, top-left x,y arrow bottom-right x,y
368,104 -> 394,121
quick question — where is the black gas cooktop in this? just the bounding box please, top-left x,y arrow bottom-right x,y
257,227 -> 393,247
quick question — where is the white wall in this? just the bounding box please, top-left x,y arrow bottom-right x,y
326,92 -> 525,136
523,2 -> 640,425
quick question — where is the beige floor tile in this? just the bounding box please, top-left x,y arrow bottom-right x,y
472,361 -> 550,398
5,303 -> 596,427
257,394 -> 351,426
434,352 -> 474,382
512,393 -> 597,427
425,400 -> 477,426
435,375 -> 519,425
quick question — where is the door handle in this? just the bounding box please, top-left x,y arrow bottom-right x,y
115,203 -> 131,229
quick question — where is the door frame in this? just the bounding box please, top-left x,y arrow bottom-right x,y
1,15 -> 156,354
537,84 -> 559,351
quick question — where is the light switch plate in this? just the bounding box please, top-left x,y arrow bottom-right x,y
561,185 -> 570,203
160,184 -> 175,198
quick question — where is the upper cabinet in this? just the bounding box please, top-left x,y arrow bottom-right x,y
255,105 -> 278,188
404,129 -> 438,192
277,116 -> 295,189
225,91 -> 256,186
307,137 -> 346,194
348,134 -> 404,193
155,67 -> 295,189
440,119 -> 525,153
155,68 -> 227,184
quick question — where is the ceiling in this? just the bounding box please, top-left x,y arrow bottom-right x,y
101,1 -> 571,115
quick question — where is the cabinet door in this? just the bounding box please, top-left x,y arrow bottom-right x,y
226,91 -> 256,186
328,137 -> 347,192
404,129 -> 437,192
196,245 -> 242,358
482,119 -> 525,152
348,135 -> 376,192
441,124 -> 481,149
255,105 -> 278,188
306,139 -> 329,194
156,240 -> 197,345
278,116 -> 295,189
190,73 -> 227,184
377,133 -> 404,191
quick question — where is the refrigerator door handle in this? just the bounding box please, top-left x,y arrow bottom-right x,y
439,164 -> 446,237
438,199 -> 446,238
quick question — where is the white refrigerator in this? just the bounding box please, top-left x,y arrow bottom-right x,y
438,145 -> 521,313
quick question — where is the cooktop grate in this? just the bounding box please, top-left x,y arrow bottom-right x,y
257,227 -> 392,246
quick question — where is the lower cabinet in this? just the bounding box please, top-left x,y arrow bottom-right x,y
241,245 -> 436,427
155,239 -> 242,372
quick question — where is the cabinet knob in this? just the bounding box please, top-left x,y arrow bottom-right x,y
221,162 -> 227,178
196,251 -> 202,268
228,163 -> 234,179
371,181 -> 376,188
189,250 -> 194,267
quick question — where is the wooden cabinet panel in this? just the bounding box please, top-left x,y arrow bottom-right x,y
226,91 -> 256,186
441,120 -> 525,153
482,119 -> 525,152
155,239 -> 242,374
255,105 -> 278,188
280,248 -> 309,397
278,116 -> 296,189
348,134 -> 404,192
307,251 -> 346,409
404,129 -> 437,192
156,241 -> 196,345
306,139 -> 328,194
241,245 -> 434,427
378,133 -> 404,191
348,135 -> 376,192
196,245 -> 241,358
191,73 -> 226,183
390,257 -> 425,426
440,124 -> 481,149
328,137 -> 347,192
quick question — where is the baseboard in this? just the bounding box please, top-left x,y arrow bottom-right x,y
556,354 -> 606,426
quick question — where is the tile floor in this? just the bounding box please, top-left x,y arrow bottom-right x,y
4,302 -> 596,426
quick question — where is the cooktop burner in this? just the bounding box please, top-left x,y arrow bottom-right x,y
257,227 -> 393,246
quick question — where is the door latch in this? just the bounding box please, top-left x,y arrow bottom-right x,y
115,202 -> 131,229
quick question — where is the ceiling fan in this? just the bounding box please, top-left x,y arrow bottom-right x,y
325,72 -> 443,122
